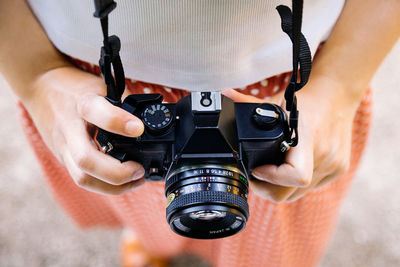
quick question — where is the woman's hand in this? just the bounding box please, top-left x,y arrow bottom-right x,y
227,0 -> 400,203
222,76 -> 361,202
24,66 -> 146,195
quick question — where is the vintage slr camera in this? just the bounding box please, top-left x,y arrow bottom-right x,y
95,91 -> 289,239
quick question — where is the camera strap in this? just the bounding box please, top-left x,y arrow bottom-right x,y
93,0 -> 125,105
93,0 -> 311,147
277,1 -> 312,147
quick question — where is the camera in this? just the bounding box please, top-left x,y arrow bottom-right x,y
95,91 -> 290,239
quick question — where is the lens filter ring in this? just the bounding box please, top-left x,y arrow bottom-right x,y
167,190 -> 249,220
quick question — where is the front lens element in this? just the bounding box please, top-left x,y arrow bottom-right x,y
189,210 -> 226,221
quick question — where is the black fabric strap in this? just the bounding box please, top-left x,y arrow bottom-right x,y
277,5 -> 312,91
93,0 -> 125,105
276,1 -> 312,147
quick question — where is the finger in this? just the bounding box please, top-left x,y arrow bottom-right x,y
77,92 -> 144,137
286,174 -> 322,202
314,167 -> 348,189
265,89 -> 286,107
222,88 -> 285,107
63,149 -> 145,195
222,88 -> 262,103
286,161 -> 350,202
311,147 -> 350,190
249,179 -> 296,203
64,119 -> 145,185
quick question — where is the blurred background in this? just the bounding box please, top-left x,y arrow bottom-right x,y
0,41 -> 399,267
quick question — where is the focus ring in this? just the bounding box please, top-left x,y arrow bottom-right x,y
166,191 -> 249,220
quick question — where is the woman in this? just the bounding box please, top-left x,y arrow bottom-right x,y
0,0 -> 399,266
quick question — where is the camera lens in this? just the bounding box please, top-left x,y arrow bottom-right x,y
189,210 -> 226,221
165,164 -> 249,239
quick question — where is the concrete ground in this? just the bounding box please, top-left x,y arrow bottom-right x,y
0,41 -> 399,267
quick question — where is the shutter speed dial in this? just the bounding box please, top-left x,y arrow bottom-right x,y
142,104 -> 173,134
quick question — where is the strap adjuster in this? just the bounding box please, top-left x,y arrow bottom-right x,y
285,81 -> 296,111
93,0 -> 116,19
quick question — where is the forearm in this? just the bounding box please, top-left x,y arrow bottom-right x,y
309,0 -> 400,101
0,0 -> 70,102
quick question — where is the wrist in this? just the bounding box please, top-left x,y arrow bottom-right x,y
9,58 -> 72,105
295,74 -> 367,132
25,65 -> 106,109
299,74 -> 367,111
21,65 -> 78,115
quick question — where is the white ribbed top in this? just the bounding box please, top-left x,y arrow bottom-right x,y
27,0 -> 344,91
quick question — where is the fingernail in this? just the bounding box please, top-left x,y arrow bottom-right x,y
125,121 -> 141,136
251,169 -> 270,182
131,168 -> 145,180
252,169 -> 263,178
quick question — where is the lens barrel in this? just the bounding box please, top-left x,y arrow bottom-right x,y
165,164 -> 249,239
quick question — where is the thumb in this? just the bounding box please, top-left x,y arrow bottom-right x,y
251,118 -> 314,188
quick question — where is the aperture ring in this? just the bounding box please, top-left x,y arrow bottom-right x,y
165,168 -> 249,194
166,191 -> 249,221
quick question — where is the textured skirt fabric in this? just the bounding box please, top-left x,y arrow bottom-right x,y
18,60 -> 372,267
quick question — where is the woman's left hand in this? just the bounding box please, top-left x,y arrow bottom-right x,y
222,76 -> 362,202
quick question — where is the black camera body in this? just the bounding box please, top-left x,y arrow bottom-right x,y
95,92 -> 289,239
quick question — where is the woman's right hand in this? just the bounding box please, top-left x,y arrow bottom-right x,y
24,66 -> 146,195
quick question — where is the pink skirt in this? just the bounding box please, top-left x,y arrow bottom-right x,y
18,59 -> 372,267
